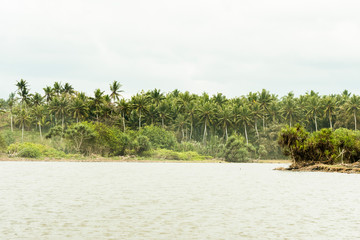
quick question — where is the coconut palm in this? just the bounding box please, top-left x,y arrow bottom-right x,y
131,93 -> 148,129
7,92 -> 16,132
217,106 -> 233,140
235,104 -> 252,145
306,96 -> 322,131
197,101 -> 215,143
344,95 -> 360,130
32,105 -> 46,139
16,79 -> 31,106
70,96 -> 88,123
90,89 -> 105,122
49,96 -> 68,131
117,99 -> 129,131
43,86 -> 54,103
323,95 -> 337,129
14,107 -> 32,142
109,80 -> 123,102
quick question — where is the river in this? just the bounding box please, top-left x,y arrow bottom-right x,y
1,162 -> 360,239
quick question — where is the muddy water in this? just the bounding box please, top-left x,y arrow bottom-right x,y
1,162 -> 360,239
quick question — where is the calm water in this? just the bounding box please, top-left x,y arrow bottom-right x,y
1,162 -> 360,239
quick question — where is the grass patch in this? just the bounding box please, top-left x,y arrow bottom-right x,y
143,149 -> 213,161
7,142 -> 74,159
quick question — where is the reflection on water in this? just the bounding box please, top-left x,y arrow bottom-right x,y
1,162 -> 360,239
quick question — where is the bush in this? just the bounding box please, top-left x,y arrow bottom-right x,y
93,123 -> 130,156
7,142 -> 67,158
18,146 -> 41,158
224,135 -> 251,162
150,149 -> 212,161
134,135 -> 151,154
0,132 -> 7,152
65,122 -> 97,154
139,125 -> 176,149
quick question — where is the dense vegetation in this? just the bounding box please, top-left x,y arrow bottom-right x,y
0,79 -> 359,161
279,126 -> 360,167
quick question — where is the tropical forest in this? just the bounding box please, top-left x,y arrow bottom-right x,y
1,79 -> 360,165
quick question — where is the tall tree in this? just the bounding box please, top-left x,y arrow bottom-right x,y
344,95 -> 360,130
109,81 -> 123,102
132,93 -> 148,129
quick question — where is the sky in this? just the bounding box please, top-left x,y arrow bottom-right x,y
1,0 -> 360,99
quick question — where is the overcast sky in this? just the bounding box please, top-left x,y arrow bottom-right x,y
1,0 -> 360,99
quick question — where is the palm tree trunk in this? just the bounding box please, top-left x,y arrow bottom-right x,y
263,116 -> 266,131
244,123 -> 248,145
255,119 -> 259,138
122,112 -> 126,132
22,124 -> 24,142
225,125 -> 228,141
329,114 -> 332,129
162,118 -> 164,128
354,110 -> 357,130
203,122 -> 207,143
290,115 -> 292,127
10,114 -> 13,132
314,114 -> 318,131
139,109 -> 142,130
190,122 -> 193,140
39,123 -> 42,140
62,116 -> 65,132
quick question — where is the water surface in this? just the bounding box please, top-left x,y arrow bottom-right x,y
1,162 -> 360,239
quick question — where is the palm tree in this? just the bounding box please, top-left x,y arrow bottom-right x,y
158,101 -> 171,128
70,96 -> 89,123
16,79 -> 30,107
53,82 -> 62,96
323,95 -> 337,129
110,80 -> 123,102
344,95 -> 360,130
15,107 -> 32,142
197,101 -> 215,143
49,96 -> 68,131
63,83 -> 74,96
257,89 -> 272,130
117,99 -> 129,131
43,86 -> 54,103
235,104 -> 252,145
282,93 -> 299,127
7,92 -> 16,132
91,89 -> 105,122
185,102 -> 196,140
148,88 -> 164,106
217,106 -> 233,140
31,93 -> 44,107
132,93 -> 148,129
250,102 -> 262,138
306,96 -> 322,131
32,105 -> 46,139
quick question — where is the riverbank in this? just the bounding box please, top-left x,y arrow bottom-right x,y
0,154 -> 224,163
275,162 -> 360,174
0,154 -> 289,163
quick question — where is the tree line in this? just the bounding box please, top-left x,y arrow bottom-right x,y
0,79 -> 359,159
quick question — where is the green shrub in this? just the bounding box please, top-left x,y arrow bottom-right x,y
150,149 -> 211,161
93,123 -> 130,156
139,125 -> 176,149
135,135 -> 151,154
18,146 -> 41,158
65,122 -> 97,154
225,135 -> 250,162
0,132 -> 6,152
7,142 -> 67,158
